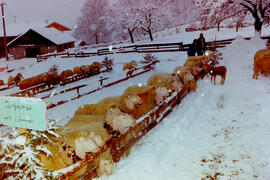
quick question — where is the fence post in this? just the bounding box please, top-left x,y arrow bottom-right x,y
134,46 -> 138,52
77,87 -> 80,97
178,43 -> 182,51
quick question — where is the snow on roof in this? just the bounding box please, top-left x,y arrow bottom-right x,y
0,22 -> 49,37
7,27 -> 75,46
31,27 -> 75,45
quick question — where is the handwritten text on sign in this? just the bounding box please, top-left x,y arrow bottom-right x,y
0,97 -> 48,131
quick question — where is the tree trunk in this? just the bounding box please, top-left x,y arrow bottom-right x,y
236,21 -> 240,32
254,16 -> 263,34
128,28 -> 135,44
141,27 -> 154,41
148,27 -> 153,41
95,32 -> 99,44
217,21 -> 220,31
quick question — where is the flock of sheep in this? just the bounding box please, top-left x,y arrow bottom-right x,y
31,52 -> 216,178
1,61 -> 102,96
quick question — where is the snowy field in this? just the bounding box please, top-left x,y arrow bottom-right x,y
0,26 -> 270,179
95,36 -> 270,180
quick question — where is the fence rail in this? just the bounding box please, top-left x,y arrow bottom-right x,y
36,36 -> 270,62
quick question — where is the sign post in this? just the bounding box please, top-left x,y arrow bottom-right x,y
0,97 -> 48,131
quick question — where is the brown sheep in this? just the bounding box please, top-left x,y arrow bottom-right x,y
7,76 -> 15,87
38,141 -> 74,170
97,96 -> 121,105
254,49 -> 269,61
18,77 -> 39,90
73,66 -> 81,75
39,121 -> 113,176
14,73 -> 23,85
63,121 -> 111,158
178,71 -> 197,92
173,66 -> 188,76
123,60 -> 137,71
184,52 -> 214,68
119,85 -> 164,119
38,138 -> 113,177
92,61 -> 102,73
0,79 -> 4,86
147,73 -> 183,93
253,49 -> 270,79
80,65 -> 89,75
73,101 -> 136,135
74,104 -> 115,116
43,72 -> 59,88
60,69 -> 73,82
105,105 -> 136,134
96,150 -> 113,177
65,114 -> 106,127
53,116 -> 111,157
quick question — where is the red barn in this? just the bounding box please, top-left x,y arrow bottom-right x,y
8,27 -> 75,59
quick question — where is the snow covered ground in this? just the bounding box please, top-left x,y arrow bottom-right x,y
0,26 -> 270,179
95,36 -> 270,180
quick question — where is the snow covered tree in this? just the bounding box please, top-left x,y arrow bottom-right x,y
141,54 -> 157,64
0,121 -> 60,179
135,0 -> 173,41
167,0 -> 199,24
74,0 -> 120,44
109,0 -> 142,43
102,56 -> 114,72
110,0 -> 175,42
195,0 -> 270,33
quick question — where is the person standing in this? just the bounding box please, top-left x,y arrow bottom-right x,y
187,39 -> 199,57
197,33 -> 206,55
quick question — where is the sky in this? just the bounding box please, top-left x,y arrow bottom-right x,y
1,0 -> 86,29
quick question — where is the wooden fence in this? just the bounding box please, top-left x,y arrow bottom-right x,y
36,42 -> 184,62
36,36 -> 270,62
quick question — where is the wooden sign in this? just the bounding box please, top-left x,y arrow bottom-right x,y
0,97 -> 48,131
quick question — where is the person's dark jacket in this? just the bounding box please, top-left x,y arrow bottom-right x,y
197,37 -> 206,55
187,42 -> 199,57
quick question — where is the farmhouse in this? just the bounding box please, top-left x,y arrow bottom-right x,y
7,27 -> 75,59
0,22 -> 74,59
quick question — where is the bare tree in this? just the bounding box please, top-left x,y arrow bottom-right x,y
73,0 -> 121,44
109,0 -> 141,43
195,0 -> 270,33
135,0 -> 173,41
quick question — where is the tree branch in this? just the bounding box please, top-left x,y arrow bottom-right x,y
240,2 -> 255,17
141,27 -> 149,32
131,27 -> 137,32
219,9 -> 246,22
243,0 -> 256,9
261,3 -> 270,19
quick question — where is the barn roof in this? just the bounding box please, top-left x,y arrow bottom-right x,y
0,22 -> 48,37
46,22 -> 71,31
1,21 -> 72,37
32,27 -> 75,45
8,27 -> 75,46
